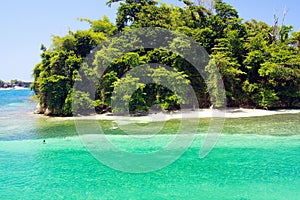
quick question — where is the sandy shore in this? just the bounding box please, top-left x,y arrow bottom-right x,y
44,108 -> 300,122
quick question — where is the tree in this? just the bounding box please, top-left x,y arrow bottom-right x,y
292,30 -> 300,49
107,0 -> 157,30
32,26 -> 110,116
32,0 -> 300,116
79,16 -> 117,36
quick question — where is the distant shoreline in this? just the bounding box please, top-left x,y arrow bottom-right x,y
40,108 -> 300,121
0,86 -> 30,90
0,80 -> 31,89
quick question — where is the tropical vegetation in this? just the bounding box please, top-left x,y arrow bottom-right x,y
31,0 -> 300,116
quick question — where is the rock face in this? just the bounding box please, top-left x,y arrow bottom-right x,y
34,102 -> 64,116
34,103 -> 46,114
44,108 -> 53,116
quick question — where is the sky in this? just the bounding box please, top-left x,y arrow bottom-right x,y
0,0 -> 299,82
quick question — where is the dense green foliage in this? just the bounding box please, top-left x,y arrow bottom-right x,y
32,0 -> 300,116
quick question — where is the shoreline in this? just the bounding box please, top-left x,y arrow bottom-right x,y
41,108 -> 300,121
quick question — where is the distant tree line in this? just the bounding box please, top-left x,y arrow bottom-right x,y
0,79 -> 31,88
31,0 -> 300,116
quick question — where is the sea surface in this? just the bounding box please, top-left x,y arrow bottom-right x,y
0,89 -> 299,199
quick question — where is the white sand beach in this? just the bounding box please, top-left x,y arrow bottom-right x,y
44,108 -> 300,122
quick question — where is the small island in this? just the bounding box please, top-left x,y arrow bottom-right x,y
1,1 -> 300,199
31,0 -> 300,116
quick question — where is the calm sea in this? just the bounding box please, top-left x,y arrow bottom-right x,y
0,89 -> 299,199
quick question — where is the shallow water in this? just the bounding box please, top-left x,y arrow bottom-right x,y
0,89 -> 299,199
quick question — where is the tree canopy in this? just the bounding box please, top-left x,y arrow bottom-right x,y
32,0 -> 300,116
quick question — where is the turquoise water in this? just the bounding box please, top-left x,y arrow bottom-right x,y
0,89 -> 299,199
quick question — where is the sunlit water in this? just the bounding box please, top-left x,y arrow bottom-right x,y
0,89 -> 299,199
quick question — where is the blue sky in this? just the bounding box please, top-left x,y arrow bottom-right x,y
0,0 -> 299,82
